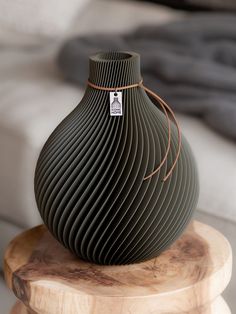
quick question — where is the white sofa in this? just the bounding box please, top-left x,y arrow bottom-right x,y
1,0 -> 236,275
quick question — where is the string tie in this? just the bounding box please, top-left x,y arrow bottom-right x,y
87,79 -> 181,182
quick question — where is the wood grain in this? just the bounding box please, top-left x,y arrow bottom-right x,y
10,296 -> 232,314
4,221 -> 232,314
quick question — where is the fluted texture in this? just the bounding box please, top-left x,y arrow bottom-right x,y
34,51 -> 199,265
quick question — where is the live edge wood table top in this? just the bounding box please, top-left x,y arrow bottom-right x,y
4,220 -> 232,314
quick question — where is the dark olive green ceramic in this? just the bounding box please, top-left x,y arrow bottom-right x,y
34,51 -> 199,265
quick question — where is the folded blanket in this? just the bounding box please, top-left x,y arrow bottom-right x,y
58,13 -> 236,140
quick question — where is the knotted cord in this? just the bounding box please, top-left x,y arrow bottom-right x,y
87,79 -> 181,181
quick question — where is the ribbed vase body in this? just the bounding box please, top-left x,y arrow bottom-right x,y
34,51 -> 199,265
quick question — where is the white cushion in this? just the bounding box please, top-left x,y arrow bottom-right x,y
0,47 -> 81,228
0,0 -> 182,46
0,0 -> 90,40
178,114 -> 236,222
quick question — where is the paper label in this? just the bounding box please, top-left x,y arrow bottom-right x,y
110,91 -> 123,116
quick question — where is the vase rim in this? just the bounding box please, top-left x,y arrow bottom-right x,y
89,51 -> 140,63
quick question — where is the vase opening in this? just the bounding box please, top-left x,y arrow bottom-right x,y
94,52 -> 133,61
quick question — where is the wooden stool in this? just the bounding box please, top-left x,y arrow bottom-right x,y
4,221 -> 232,314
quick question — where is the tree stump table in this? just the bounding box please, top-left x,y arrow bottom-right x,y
4,220 -> 232,314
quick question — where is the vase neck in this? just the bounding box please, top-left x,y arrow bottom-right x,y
88,51 -> 142,88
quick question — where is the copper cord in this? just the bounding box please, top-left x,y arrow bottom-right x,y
87,79 -> 181,182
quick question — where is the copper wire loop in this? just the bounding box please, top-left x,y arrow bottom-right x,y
87,79 -> 182,181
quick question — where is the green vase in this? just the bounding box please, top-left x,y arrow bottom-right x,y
34,51 -> 199,265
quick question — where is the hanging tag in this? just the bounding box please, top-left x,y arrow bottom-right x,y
110,91 -> 123,116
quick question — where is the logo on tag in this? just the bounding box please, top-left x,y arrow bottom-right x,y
110,91 -> 123,116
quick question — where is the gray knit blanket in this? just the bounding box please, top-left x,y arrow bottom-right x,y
58,13 -> 236,140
